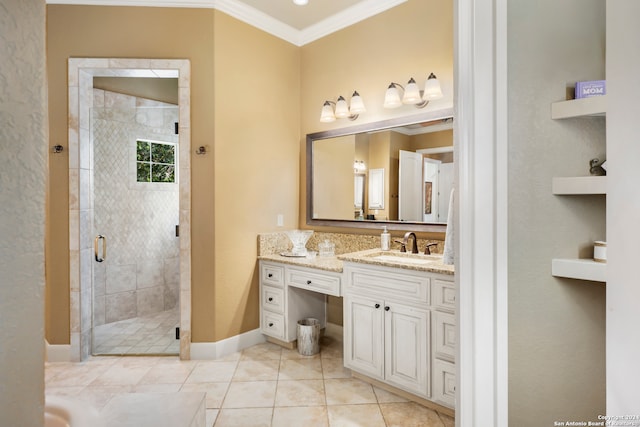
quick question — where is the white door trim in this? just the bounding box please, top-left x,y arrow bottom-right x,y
455,0 -> 508,425
67,58 -> 192,361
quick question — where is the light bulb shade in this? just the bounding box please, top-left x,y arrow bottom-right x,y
320,101 -> 336,123
349,91 -> 366,114
383,84 -> 402,108
334,96 -> 350,118
423,73 -> 443,100
402,78 -> 422,104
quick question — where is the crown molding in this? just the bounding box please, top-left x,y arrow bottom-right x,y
213,0 -> 301,45
46,0 -> 407,46
298,0 -> 407,45
46,0 -> 216,8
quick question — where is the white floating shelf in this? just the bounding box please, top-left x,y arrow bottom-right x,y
552,176 -> 607,195
551,96 -> 606,119
552,258 -> 606,282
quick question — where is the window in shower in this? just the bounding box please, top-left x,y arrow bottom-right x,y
136,139 -> 176,183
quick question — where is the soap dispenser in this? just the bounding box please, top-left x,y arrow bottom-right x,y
381,226 -> 391,251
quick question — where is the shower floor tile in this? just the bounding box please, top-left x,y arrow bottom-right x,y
93,309 -> 179,356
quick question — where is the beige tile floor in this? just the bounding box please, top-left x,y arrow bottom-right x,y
92,309 -> 180,355
46,337 -> 454,427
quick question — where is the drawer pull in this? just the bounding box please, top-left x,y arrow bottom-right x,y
306,280 -> 312,285
268,322 -> 274,327
384,306 -> 390,311
268,273 -> 273,278
268,297 -> 273,302
375,303 -> 380,309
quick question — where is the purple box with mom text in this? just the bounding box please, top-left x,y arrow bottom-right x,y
575,80 -> 606,98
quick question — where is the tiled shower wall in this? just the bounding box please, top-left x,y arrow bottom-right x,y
92,89 -> 179,326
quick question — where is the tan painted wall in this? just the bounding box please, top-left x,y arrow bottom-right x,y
46,5 -> 299,343
299,0 -> 453,240
411,129 -> 453,151
212,12 -> 300,340
368,132 -> 392,220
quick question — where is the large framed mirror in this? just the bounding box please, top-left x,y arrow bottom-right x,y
307,108 -> 454,232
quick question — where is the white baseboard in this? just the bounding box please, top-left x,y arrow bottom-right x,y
45,340 -> 71,363
325,322 -> 344,341
190,328 -> 266,360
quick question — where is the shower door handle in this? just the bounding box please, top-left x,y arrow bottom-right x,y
94,235 -> 106,262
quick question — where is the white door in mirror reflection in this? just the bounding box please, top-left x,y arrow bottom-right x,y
423,158 -> 441,223
438,162 -> 454,222
399,150 -> 424,221
399,151 -> 453,223
368,168 -> 385,210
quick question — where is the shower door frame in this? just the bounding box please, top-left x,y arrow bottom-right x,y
67,58 -> 192,361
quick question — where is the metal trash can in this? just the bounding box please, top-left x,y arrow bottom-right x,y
297,318 -> 320,356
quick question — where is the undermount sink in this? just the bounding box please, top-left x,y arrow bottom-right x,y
371,254 -> 439,265
365,251 -> 443,265
337,249 -> 453,274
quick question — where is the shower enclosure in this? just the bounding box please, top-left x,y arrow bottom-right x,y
90,89 -> 180,355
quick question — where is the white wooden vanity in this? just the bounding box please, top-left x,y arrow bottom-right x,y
258,249 -> 455,413
259,260 -> 342,343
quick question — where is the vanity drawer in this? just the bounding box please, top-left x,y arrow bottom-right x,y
261,311 -> 285,340
433,311 -> 456,362
344,265 -> 429,304
287,267 -> 341,296
261,285 -> 285,314
432,359 -> 456,409
261,263 -> 285,287
432,279 -> 455,312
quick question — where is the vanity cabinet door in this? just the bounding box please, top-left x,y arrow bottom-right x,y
385,303 -> 430,397
432,359 -> 456,408
344,295 -> 384,380
433,311 -> 456,363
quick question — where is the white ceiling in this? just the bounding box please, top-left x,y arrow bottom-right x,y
45,0 -> 408,46
237,0 -> 365,31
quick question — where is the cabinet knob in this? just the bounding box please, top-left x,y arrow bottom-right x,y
268,273 -> 273,278
268,297 -> 273,302
268,322 -> 274,327
384,306 -> 390,311
306,280 -> 312,285
375,303 -> 380,309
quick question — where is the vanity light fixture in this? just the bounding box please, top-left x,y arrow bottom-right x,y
320,91 -> 366,123
293,0 -> 308,5
383,73 -> 443,109
353,160 -> 366,173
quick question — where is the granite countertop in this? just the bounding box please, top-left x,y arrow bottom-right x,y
259,249 -> 454,275
338,248 -> 455,275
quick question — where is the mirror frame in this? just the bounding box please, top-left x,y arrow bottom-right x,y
306,108 -> 454,232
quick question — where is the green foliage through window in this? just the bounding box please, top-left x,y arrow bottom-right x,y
136,140 -> 176,183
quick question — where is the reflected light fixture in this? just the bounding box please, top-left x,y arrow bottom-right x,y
293,0 -> 308,5
384,73 -> 443,109
320,91 -> 366,123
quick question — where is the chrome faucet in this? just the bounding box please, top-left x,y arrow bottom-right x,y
395,232 -> 418,254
